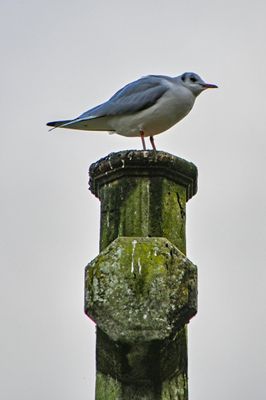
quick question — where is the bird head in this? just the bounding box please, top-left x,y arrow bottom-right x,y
180,72 -> 218,96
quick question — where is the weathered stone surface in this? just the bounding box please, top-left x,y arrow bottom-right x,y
98,174 -> 187,253
96,325 -> 188,385
87,150 -> 199,399
95,372 -> 122,400
162,372 -> 188,400
89,150 -> 198,201
89,151 -> 198,253
85,236 -> 197,343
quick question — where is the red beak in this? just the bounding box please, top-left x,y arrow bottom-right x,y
202,83 -> 218,89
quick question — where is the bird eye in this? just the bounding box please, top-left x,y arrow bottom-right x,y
190,76 -> 197,83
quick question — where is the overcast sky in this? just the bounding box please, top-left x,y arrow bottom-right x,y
1,1 -> 266,399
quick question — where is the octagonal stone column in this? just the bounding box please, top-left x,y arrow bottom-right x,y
85,150 -> 198,400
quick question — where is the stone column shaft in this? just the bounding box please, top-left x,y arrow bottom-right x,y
86,150 -> 198,400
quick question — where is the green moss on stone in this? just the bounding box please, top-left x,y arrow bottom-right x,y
96,372 -> 122,400
99,176 -> 187,253
85,237 -> 197,343
87,151 -> 198,399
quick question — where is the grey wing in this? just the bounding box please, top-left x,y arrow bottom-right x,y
78,75 -> 169,119
47,75 -> 169,132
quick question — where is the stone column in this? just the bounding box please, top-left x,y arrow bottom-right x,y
85,150 -> 198,400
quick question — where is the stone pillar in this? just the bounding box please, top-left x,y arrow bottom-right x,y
85,150 -> 198,400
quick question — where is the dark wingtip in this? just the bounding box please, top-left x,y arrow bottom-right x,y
47,121 -> 57,127
46,119 -> 72,128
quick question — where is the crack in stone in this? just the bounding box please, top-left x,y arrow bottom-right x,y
176,193 -> 185,219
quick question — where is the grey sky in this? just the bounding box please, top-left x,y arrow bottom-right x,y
1,0 -> 265,399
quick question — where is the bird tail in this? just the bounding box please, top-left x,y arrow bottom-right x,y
47,116 -> 112,132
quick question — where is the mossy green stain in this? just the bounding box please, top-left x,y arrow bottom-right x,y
87,151 -> 198,399
96,372 -> 122,400
99,176 -> 187,253
85,237 -> 197,345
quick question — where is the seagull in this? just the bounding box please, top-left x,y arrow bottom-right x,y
47,72 -> 217,150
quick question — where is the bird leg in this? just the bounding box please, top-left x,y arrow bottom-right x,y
140,130 -> 146,150
150,136 -> 156,151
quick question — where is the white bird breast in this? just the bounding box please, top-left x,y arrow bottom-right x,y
108,84 -> 196,138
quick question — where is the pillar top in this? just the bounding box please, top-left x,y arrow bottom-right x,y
89,150 -> 198,201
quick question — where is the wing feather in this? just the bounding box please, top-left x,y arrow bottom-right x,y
78,75 -> 169,119
47,75 -> 170,131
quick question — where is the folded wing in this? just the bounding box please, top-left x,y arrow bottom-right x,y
47,75 -> 169,131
